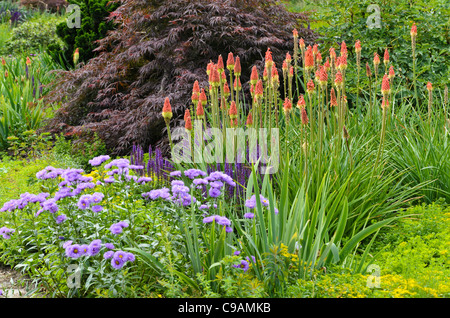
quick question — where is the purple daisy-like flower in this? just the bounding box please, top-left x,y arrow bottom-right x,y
169,171 -> 182,177
202,215 -> 215,223
103,251 -> 114,259
113,251 -> 128,262
63,240 -> 73,249
0,227 -> 15,239
208,187 -> 221,198
66,244 -> 82,258
234,250 -> 241,256
77,195 -> 92,210
80,244 -> 91,256
92,205 -> 103,213
104,177 -> 116,183
126,253 -> 135,262
199,204 -> 209,210
193,178 -> 208,186
245,196 -> 257,209
246,256 -> 256,264
244,212 -> 255,219
137,177 -> 152,184
42,198 -> 59,213
104,243 -> 114,250
91,192 -> 104,203
56,214 -> 67,224
110,224 -> 123,235
184,168 -> 207,179
117,221 -> 129,228
233,260 -> 249,272
89,155 -> 110,166
111,257 -> 125,269
171,180 -> 185,186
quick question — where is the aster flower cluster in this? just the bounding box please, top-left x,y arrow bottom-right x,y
77,193 -> 104,212
202,214 -> 233,233
109,221 -> 129,235
244,194 -> 279,219
232,254 -> 256,272
104,249 -> 136,269
0,226 -> 15,239
0,192 -> 49,212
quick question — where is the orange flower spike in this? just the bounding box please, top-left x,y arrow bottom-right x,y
184,110 -> 193,131
334,71 -> 343,91
289,66 -> 294,78
199,88 -> 207,106
366,62 -> 372,77
312,44 -> 318,56
196,100 -> 205,119
255,79 -> 264,99
246,112 -> 253,127
301,107 -> 309,125
265,47 -> 273,70
411,22 -> 417,37
286,52 -> 292,65
229,101 -> 238,119
293,29 -> 298,39
388,66 -> 395,79
297,94 -> 306,109
210,65 -> 220,87
339,54 -> 347,71
373,52 -> 380,66
340,41 -> 347,57
305,46 -> 314,71
26,56 -> 31,66
271,64 -> 279,85
217,55 -> 224,73
226,52 -> 235,71
191,92 -> 199,104
299,38 -> 305,50
307,79 -> 315,94
355,40 -> 362,54
383,48 -> 389,66
223,81 -> 230,98
234,56 -> 241,77
427,81 -> 433,91
192,80 -> 200,95
263,66 -> 268,82
162,97 -> 173,120
329,47 -> 336,61
282,60 -> 288,73
250,65 -> 259,86
316,51 -> 322,64
330,88 -> 337,107
1,57 -> 5,66
283,97 -> 292,114
319,66 -> 328,87
206,62 -> 213,76
324,58 -> 330,72
381,74 -> 390,97
250,84 -> 255,97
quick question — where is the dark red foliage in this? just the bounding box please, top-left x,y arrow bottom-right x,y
45,0 -> 317,155
20,0 -> 68,12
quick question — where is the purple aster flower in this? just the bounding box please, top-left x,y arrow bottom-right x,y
0,227 -> 15,239
137,177 -> 152,184
79,244 -> 91,256
66,244 -> 82,258
244,212 -> 255,219
113,251 -> 128,262
42,199 -> 59,213
193,178 -> 208,186
210,180 -> 224,188
202,215 -> 215,223
105,158 -> 130,170
169,171 -> 182,177
91,192 -> 104,203
208,187 -> 221,198
233,260 -> 249,272
245,196 -> 257,209
91,205 -> 103,213
89,241 -> 102,256
63,240 -> 73,249
225,226 -> 233,233
56,214 -> 67,224
246,256 -> 256,264
199,204 -> 209,210
171,180 -> 185,186
77,195 -> 92,210
89,155 -> 110,166
76,182 -> 95,191
110,224 -> 123,235
234,250 -> 241,256
184,169 -> 207,179
104,243 -> 114,250
117,221 -> 129,228
111,257 -> 125,269
126,253 -> 135,262
103,251 -> 114,259
104,177 -> 116,183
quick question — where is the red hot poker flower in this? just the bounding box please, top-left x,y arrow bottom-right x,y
283,98 -> 292,114
196,100 -> 205,119
381,74 -> 390,96
234,56 -> 241,76
162,97 -> 173,120
250,66 -> 259,85
226,52 -> 234,71
427,82 -> 433,91
330,88 -> 337,107
229,101 -> 238,119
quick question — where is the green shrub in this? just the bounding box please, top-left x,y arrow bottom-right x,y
4,15 -> 65,54
296,0 -> 450,106
48,0 -> 119,67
